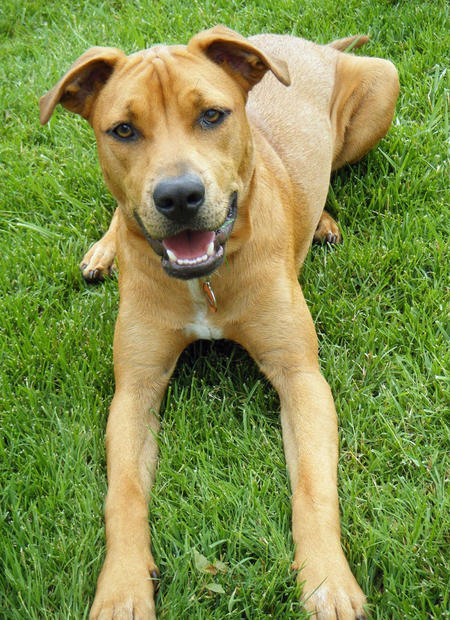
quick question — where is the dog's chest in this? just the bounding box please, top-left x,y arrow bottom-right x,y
183,280 -> 223,341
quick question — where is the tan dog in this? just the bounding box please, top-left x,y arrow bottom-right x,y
40,26 -> 398,619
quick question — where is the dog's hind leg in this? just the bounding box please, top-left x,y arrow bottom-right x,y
330,52 -> 399,171
317,50 -> 399,248
313,210 -> 342,245
80,207 -> 119,282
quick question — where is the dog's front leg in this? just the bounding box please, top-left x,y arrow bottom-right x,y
80,207 -> 119,283
276,368 -> 366,619
230,286 -> 367,619
90,319 -> 186,620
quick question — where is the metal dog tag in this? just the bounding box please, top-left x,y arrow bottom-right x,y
202,280 -> 217,312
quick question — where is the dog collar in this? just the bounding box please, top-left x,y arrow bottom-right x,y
202,280 -> 217,312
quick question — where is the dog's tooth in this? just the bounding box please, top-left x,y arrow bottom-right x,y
206,241 -> 215,257
176,255 -> 210,266
167,249 -> 177,263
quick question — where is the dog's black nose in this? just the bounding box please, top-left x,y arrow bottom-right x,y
153,174 -> 205,221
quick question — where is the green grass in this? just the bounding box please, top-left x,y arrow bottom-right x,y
0,0 -> 448,618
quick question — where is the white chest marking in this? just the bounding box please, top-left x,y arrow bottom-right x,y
183,280 -> 224,341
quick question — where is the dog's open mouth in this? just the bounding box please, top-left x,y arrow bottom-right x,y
135,193 -> 237,280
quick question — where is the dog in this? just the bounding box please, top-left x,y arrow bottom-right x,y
40,25 -> 399,619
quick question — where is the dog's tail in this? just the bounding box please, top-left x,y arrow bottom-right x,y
328,35 -> 370,52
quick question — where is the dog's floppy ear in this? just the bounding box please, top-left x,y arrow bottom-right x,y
39,47 -> 126,125
188,25 -> 290,93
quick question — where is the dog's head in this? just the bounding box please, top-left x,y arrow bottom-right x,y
40,26 -> 290,279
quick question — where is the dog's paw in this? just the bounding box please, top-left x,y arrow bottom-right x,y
80,236 -> 117,283
293,560 -> 367,619
313,210 -> 342,245
89,562 -> 158,620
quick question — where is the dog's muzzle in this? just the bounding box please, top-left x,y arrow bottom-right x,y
134,192 -> 238,280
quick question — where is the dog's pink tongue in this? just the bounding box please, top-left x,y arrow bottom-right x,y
162,230 -> 214,260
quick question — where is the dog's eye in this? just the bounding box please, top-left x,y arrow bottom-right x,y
110,123 -> 137,141
200,109 -> 228,128
204,109 -> 222,123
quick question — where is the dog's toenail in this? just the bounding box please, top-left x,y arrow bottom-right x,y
150,568 -> 160,593
88,269 -> 99,280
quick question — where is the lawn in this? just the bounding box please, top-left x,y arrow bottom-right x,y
0,0 -> 448,618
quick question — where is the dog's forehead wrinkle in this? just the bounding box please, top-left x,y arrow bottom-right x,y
116,54 -> 153,84
123,50 -> 234,116
132,44 -> 172,60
